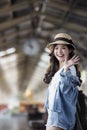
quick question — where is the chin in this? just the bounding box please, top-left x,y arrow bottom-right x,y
58,59 -> 65,62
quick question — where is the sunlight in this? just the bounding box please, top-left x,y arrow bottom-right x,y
0,53 -> 18,99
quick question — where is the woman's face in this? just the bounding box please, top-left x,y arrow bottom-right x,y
54,44 -> 70,62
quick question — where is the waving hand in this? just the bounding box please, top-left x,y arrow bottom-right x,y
64,55 -> 80,71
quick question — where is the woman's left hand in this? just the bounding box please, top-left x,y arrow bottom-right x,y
64,55 -> 80,71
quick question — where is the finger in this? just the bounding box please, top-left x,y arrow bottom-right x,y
71,55 -> 77,60
74,57 -> 80,63
74,61 -> 80,65
71,55 -> 80,61
74,56 -> 80,61
71,55 -> 79,59
73,59 -> 80,64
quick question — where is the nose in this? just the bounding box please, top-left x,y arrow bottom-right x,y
58,48 -> 62,54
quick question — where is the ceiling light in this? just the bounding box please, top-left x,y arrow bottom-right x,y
0,51 -> 6,57
6,48 -> 16,54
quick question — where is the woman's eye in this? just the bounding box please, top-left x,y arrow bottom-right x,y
55,47 -> 58,49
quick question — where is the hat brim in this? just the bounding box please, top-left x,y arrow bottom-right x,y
47,40 -> 75,51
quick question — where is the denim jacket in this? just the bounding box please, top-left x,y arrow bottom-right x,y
44,68 -> 81,130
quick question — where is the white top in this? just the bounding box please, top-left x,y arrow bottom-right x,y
48,65 -> 76,109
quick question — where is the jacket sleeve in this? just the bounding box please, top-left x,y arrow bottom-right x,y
59,68 -> 81,94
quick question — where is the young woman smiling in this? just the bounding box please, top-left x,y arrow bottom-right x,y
43,33 -> 82,130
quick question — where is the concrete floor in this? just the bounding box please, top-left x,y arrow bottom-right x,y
0,115 -> 29,130
0,114 -> 46,130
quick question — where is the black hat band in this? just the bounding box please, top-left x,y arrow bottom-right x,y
54,37 -> 74,46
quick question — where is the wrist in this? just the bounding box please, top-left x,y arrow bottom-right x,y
63,65 -> 69,72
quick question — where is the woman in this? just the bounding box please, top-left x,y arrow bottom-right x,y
43,33 -> 82,130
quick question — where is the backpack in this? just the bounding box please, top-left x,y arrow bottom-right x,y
73,90 -> 87,130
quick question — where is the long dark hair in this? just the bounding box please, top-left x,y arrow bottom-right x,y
43,44 -> 81,84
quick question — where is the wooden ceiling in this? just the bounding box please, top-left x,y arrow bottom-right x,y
0,0 -> 87,94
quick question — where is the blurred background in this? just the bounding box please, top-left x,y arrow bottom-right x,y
0,0 -> 87,130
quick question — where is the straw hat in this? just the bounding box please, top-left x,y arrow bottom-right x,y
47,33 -> 75,50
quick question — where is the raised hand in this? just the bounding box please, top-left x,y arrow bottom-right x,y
64,55 -> 80,71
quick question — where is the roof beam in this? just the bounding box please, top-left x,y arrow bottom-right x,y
47,1 -> 87,17
0,12 -> 41,31
0,0 -> 43,15
44,15 -> 87,33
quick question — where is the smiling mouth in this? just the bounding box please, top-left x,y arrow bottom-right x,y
58,55 -> 64,57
